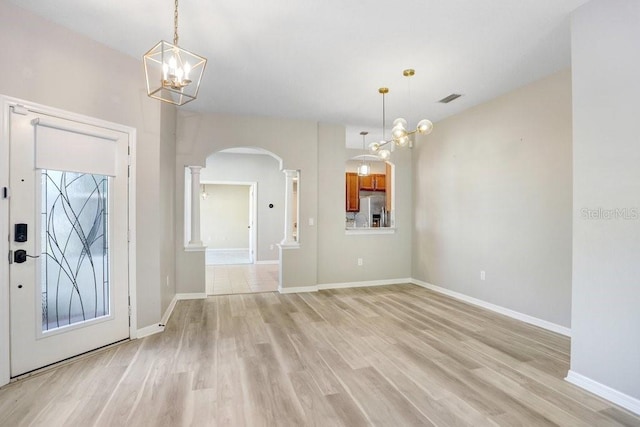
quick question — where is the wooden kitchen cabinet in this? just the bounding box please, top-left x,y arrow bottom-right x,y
345,172 -> 359,212
359,174 -> 385,191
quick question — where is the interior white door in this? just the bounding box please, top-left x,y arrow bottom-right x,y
8,108 -> 130,377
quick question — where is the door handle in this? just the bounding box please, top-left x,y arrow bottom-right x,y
14,250 -> 27,263
13,249 -> 39,264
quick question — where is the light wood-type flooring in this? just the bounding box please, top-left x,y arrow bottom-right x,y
1,284 -> 639,426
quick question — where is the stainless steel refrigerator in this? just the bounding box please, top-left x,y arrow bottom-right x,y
357,195 -> 385,227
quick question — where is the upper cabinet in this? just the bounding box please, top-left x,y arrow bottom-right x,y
359,174 -> 386,191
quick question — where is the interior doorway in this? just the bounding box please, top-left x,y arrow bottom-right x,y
198,148 -> 284,296
201,182 -> 256,265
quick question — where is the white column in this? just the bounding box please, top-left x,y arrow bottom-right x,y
281,169 -> 298,245
188,166 -> 203,247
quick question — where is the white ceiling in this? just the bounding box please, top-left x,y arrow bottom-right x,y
9,0 -> 588,148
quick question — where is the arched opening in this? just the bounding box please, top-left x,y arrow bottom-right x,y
184,147 -> 299,295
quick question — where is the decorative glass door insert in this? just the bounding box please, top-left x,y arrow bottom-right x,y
41,170 -> 110,332
9,108 -> 130,378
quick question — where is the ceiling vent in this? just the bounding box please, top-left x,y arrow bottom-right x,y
438,93 -> 462,104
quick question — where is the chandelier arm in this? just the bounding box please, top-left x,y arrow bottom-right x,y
173,0 -> 179,46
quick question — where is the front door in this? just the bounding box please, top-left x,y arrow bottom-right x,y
8,107 -> 130,377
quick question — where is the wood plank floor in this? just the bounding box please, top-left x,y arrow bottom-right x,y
1,284 -> 639,426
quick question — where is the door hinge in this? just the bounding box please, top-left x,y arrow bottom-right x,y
12,105 -> 28,115
127,165 -> 130,178
8,250 -> 13,264
3,187 -> 9,199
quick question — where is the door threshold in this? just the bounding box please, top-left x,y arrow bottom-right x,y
9,338 -> 130,383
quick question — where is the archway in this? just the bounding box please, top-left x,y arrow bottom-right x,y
185,147 -> 298,295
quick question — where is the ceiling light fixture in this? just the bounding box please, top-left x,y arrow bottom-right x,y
357,131 -> 371,177
143,0 -> 207,106
368,69 -> 433,159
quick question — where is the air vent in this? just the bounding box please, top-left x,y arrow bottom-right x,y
438,93 -> 462,104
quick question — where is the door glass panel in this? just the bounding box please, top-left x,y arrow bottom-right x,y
41,170 -> 110,332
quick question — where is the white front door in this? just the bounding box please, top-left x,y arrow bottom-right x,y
8,107 -> 130,377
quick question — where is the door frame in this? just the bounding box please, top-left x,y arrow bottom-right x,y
0,95 -> 137,387
201,181 -> 257,264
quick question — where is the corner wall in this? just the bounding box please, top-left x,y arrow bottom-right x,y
412,70 -> 573,328
159,103 -> 177,315
569,0 -> 640,408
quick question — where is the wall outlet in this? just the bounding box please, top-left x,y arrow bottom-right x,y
166,275 -> 170,287
309,217 -> 314,226
480,270 -> 486,281
357,258 -> 363,266
270,244 -> 274,250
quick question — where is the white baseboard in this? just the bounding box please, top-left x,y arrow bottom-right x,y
278,278 -> 411,294
278,285 -> 318,294
318,278 -> 412,290
410,279 -> 571,337
136,293 -> 205,338
566,370 -> 640,415
137,323 -> 164,338
161,295 -> 178,326
176,292 -> 207,300
256,260 -> 279,265
206,248 -> 249,252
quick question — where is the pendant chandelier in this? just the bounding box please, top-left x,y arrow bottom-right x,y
143,0 -> 207,106
369,69 -> 433,159
357,131 -> 371,176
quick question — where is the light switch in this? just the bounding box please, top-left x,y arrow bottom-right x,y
308,218 -> 314,226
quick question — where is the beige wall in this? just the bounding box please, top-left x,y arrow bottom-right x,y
570,0 -> 640,403
201,153 -> 284,261
0,1 -> 169,329
175,115 -> 413,290
201,184 -> 250,249
159,104 -> 177,316
318,125 -> 414,284
175,112 -> 319,292
412,69 -> 573,328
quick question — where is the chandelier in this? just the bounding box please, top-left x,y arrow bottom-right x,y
143,0 -> 207,106
369,69 -> 433,159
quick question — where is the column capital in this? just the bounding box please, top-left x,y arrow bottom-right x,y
283,169 -> 298,178
188,165 -> 203,174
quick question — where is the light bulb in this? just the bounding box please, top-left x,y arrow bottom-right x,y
396,135 -> 410,147
392,125 -> 408,140
416,119 -> 434,135
393,118 -> 408,128
368,142 -> 380,153
162,63 -> 169,80
357,163 -> 371,176
176,67 -> 184,83
184,62 -> 191,80
378,149 -> 391,160
169,56 -> 177,73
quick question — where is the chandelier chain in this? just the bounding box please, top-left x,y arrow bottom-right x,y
173,0 -> 179,46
